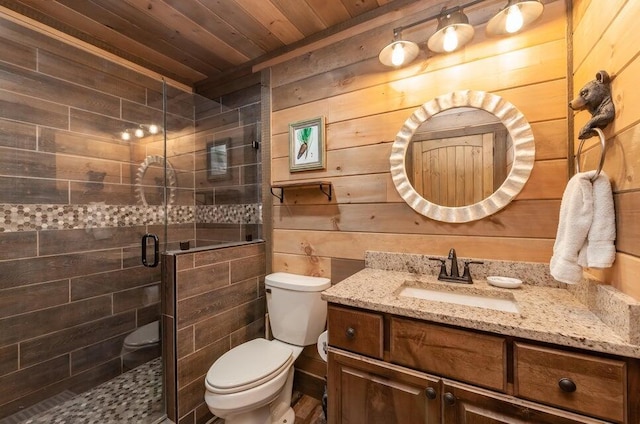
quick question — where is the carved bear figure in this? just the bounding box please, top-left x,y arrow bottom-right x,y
569,70 -> 615,139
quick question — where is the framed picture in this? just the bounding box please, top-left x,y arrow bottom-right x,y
289,116 -> 325,172
207,138 -> 229,180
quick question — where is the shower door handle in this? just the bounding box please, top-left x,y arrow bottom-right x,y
141,233 -> 159,267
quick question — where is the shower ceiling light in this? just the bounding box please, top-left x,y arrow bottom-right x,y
486,0 -> 544,36
427,8 -> 474,53
378,29 -> 420,67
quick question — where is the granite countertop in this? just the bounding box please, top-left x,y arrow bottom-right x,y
322,266 -> 640,359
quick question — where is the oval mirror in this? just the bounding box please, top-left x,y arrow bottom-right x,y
390,90 -> 535,223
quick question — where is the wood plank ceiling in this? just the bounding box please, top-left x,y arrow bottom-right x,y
0,0 -> 415,88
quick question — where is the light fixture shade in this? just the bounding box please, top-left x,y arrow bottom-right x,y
486,0 -> 544,36
427,9 -> 474,53
379,40 -> 420,67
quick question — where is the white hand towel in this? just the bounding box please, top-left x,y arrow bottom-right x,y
578,171 -> 616,268
550,171 -> 595,284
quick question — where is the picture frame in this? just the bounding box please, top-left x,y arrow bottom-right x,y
206,138 -> 229,180
289,116 -> 325,172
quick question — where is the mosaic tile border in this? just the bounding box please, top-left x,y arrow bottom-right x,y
196,204 -> 262,225
0,204 -> 262,232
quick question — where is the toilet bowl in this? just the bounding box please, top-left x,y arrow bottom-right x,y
122,320 -> 160,370
204,272 -> 330,424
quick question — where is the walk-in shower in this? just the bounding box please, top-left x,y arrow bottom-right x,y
0,10 -> 262,422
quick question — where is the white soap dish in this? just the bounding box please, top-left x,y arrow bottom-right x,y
487,276 -> 523,289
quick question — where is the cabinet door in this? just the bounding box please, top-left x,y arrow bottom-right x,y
328,350 -> 440,424
442,380 -> 612,424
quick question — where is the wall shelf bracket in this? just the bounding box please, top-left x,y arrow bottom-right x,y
270,181 -> 332,203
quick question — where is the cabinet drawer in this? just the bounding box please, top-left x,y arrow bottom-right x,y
327,305 -> 383,359
514,342 -> 626,423
390,317 -> 507,392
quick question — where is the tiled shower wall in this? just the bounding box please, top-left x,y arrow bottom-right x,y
163,241 -> 266,424
0,10 -> 262,420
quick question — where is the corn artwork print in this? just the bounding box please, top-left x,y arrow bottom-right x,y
289,117 -> 324,172
296,126 -> 313,160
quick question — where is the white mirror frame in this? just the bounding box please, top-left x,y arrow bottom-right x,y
135,154 -> 177,206
390,90 -> 535,223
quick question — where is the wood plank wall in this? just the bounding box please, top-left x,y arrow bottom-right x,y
270,0 -> 568,276
268,0 -> 568,391
573,0 -> 640,300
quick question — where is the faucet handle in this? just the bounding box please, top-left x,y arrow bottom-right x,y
461,260 -> 484,283
428,257 -> 448,279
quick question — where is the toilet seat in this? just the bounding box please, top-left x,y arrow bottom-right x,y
124,321 -> 159,349
206,338 -> 293,394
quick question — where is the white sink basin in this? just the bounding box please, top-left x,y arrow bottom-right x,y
398,285 -> 519,314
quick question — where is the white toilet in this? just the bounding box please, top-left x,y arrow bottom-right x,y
204,272 -> 331,424
122,320 -> 160,370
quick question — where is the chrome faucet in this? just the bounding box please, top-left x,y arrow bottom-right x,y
429,248 -> 484,284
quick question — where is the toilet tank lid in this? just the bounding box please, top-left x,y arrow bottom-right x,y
265,272 -> 330,291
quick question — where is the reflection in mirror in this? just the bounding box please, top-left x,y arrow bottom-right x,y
135,155 -> 177,206
407,108 -> 513,207
390,90 -> 535,223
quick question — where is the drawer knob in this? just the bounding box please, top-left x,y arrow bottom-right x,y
425,387 -> 437,400
558,378 -> 577,393
345,327 -> 356,339
444,392 -> 456,406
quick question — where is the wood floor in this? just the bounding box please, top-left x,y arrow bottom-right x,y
212,393 -> 325,424
292,392 -> 326,424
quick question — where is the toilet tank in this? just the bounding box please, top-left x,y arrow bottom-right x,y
265,272 -> 331,346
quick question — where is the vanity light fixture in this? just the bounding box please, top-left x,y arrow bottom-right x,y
378,0 -> 544,68
427,8 -> 474,53
121,130 -> 131,141
486,0 -> 544,36
134,126 -> 145,138
148,124 -> 159,135
378,29 -> 420,67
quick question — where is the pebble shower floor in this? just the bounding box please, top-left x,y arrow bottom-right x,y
1,358 -> 164,424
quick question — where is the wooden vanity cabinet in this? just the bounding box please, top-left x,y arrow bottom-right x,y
514,342 -> 627,422
328,349 -> 441,424
327,304 -> 637,424
441,380 -> 612,424
389,317 -> 507,392
327,305 -> 384,359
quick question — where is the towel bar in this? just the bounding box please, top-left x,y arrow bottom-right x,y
575,127 -> 606,181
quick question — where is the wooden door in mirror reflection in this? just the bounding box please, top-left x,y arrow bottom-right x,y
411,129 -> 509,207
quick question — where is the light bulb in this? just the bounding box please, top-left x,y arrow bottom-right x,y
148,124 -> 159,134
121,131 -> 131,141
134,127 -> 144,138
505,5 -> 524,33
391,43 -> 406,67
442,26 -> 459,52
